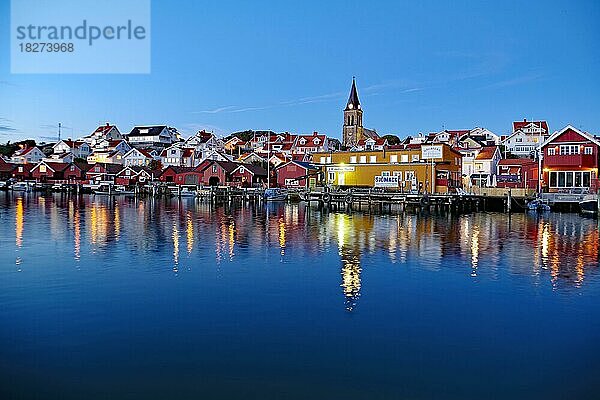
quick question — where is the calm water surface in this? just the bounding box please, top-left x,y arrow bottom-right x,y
1,192 -> 599,399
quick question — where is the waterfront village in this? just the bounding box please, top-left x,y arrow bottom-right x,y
1,79 -> 599,212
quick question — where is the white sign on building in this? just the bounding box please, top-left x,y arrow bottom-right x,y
328,166 -> 355,172
374,175 -> 399,188
421,145 -> 443,159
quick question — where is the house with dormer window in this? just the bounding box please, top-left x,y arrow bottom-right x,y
294,132 -> 329,154
10,145 -> 45,164
126,125 -> 177,149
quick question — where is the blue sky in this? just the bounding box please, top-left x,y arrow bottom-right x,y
1,0 -> 599,142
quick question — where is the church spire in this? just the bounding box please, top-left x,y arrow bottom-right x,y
345,77 -> 361,111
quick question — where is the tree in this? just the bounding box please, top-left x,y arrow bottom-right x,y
382,134 -> 401,145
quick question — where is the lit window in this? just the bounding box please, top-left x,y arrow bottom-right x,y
390,155 -> 398,163
359,156 -> 366,163
320,157 -> 326,164
350,156 -> 357,164
401,155 -> 409,163
369,155 -> 376,163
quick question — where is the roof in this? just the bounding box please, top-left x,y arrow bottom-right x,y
12,146 -> 39,157
128,126 -> 168,137
296,132 -> 327,146
498,158 -> 537,166
541,125 -> 600,148
32,161 -> 70,173
87,163 -> 123,174
513,119 -> 549,133
93,124 -> 117,135
160,166 -> 196,176
276,160 -> 319,171
475,146 -> 499,160
357,137 -> 387,146
0,162 -> 16,172
234,163 -> 267,176
345,78 -> 361,110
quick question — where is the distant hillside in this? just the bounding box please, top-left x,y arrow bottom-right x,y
225,130 -> 277,142
0,139 -> 37,157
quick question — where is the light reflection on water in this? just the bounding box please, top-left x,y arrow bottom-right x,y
1,192 -> 599,399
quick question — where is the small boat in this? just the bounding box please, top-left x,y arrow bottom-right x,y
264,188 -> 287,201
11,182 -> 34,192
579,195 -> 598,214
527,199 -> 551,212
178,187 -> 197,198
94,185 -> 135,196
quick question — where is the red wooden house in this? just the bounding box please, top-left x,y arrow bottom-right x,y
115,166 -> 155,186
541,125 -> 600,193
496,158 -> 539,189
11,163 -> 34,181
0,158 -> 16,180
86,163 -> 123,183
275,161 -> 320,188
158,166 -> 197,184
30,161 -> 71,182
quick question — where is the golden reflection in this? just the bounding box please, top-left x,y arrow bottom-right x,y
186,213 -> 194,255
172,222 -> 179,272
278,217 -> 286,256
89,204 -> 109,246
541,223 -> 549,269
74,207 -> 81,261
15,197 -> 23,248
340,247 -> 362,312
228,219 -> 235,260
470,226 -> 480,277
114,205 -> 120,241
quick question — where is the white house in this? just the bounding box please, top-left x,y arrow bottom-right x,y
126,125 -> 178,148
122,148 -> 157,167
11,146 -> 45,164
160,145 -> 198,167
53,140 -> 92,158
462,145 -> 502,188
80,123 -> 123,146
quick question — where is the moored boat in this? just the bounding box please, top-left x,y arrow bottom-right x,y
264,188 -> 287,201
527,199 -> 551,212
579,195 -> 598,214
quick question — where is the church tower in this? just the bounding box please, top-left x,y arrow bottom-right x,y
342,77 -> 363,148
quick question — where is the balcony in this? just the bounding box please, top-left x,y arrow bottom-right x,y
544,154 -> 597,168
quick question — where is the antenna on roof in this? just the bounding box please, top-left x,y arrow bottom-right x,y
58,122 -> 61,141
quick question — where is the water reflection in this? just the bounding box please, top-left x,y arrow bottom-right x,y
2,192 -> 599,310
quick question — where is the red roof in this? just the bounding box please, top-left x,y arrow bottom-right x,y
475,146 -> 499,160
357,137 -> 387,146
296,132 -> 326,147
512,119 -> 549,133
138,149 -> 155,158
94,124 -> 116,135
13,146 -> 38,157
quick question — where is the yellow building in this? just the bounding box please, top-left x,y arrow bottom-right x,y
312,143 -> 462,193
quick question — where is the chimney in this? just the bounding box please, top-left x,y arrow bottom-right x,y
313,131 -> 318,136
106,122 -> 110,126
523,118 -> 527,122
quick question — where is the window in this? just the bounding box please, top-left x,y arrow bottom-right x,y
326,156 -> 331,164
560,145 -> 580,155
547,148 -> 556,156
390,155 -> 398,163
328,172 -> 335,182
411,155 -> 419,162
320,157 -> 326,164
405,171 -> 415,181
585,147 -> 593,155
40,165 -> 47,173
350,156 -> 357,164
393,171 -> 402,180
382,171 -> 390,176
125,169 -> 131,176
369,155 -> 376,163
516,138 -> 523,143
549,172 -> 557,187
18,166 -> 23,172
401,155 -> 409,163
359,155 -> 366,163
212,165 -> 217,173
70,165 -> 75,171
